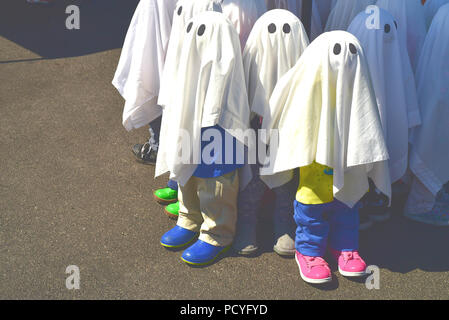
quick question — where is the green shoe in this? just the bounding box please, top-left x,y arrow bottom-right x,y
165,201 -> 180,220
153,187 -> 178,205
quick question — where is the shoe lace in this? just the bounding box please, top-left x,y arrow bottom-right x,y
304,256 -> 328,268
341,251 -> 361,262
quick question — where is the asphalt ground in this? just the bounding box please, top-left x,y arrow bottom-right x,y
1,0 -> 448,300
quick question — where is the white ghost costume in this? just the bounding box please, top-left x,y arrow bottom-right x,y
376,0 -> 427,72
233,9 -> 310,256
424,0 -> 449,28
156,11 -> 250,187
112,0 -> 178,131
261,31 -> 391,208
325,0 -> 376,32
405,3 -> 449,224
348,9 -> 421,184
266,0 -> 323,40
220,0 -> 267,48
316,0 -> 337,26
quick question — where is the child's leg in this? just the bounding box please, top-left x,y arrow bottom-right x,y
293,201 -> 330,257
328,200 -> 366,277
272,179 -> 297,256
328,200 -> 359,252
233,170 -> 266,254
197,170 -> 240,247
176,177 -> 203,233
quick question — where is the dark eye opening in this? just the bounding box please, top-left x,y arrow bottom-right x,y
197,24 -> 206,36
333,43 -> 341,55
268,23 -> 276,34
384,24 -> 391,33
177,6 -> 182,16
186,22 -> 193,33
394,21 -> 398,29
283,23 -> 291,34
349,43 -> 357,54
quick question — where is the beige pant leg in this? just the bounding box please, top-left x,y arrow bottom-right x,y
197,170 -> 239,247
177,177 -> 203,233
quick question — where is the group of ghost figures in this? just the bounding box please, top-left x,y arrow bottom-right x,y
112,0 -> 449,284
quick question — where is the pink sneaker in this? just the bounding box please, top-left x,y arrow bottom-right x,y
331,249 -> 367,277
295,251 -> 332,284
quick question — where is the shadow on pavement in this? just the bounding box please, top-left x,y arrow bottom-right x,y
0,0 -> 139,60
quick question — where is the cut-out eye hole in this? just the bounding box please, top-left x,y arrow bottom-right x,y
186,22 -> 193,33
268,23 -> 276,34
177,6 -> 182,16
349,43 -> 357,54
283,23 -> 291,33
333,43 -> 341,55
384,24 -> 391,33
394,21 -> 398,29
197,24 -> 206,36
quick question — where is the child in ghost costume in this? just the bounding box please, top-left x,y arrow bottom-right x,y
157,11 -> 251,265
233,9 -> 309,256
261,31 -> 391,284
325,0 -> 377,32
220,0 -> 267,48
265,0 -> 323,40
151,0 -> 223,218
423,0 -> 449,28
376,0 -> 427,72
404,3 -> 449,226
347,8 -> 421,227
113,0 -> 178,166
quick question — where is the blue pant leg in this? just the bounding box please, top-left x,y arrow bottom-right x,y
167,179 -> 178,192
328,200 -> 360,252
293,201 -> 330,257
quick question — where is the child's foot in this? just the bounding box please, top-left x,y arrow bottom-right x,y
164,202 -> 180,219
233,222 -> 258,255
132,142 -> 157,165
330,249 -> 367,277
273,222 -> 296,256
181,240 -> 230,266
160,226 -> 197,249
295,251 -> 332,284
153,187 -> 178,205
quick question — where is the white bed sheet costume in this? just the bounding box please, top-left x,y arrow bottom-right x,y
376,0 -> 427,72
423,0 -> 449,28
348,8 -> 421,185
156,8 -> 250,187
325,0 -> 377,32
233,9 -> 310,255
112,0 -> 178,131
404,3 -> 449,226
261,31 -> 392,209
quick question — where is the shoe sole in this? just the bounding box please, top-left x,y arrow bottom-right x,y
338,267 -> 367,277
164,207 -> 179,220
154,193 -> 178,206
273,246 -> 295,257
295,254 -> 332,284
160,235 -> 197,249
235,246 -> 259,255
181,246 -> 230,266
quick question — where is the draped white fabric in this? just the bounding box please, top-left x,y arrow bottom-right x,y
409,3 -> 449,196
348,8 -> 420,183
112,0 -> 178,131
221,0 -> 267,48
325,0 -> 376,32
261,31 -> 391,207
424,0 -> 449,28
156,12 -> 250,186
376,0 -> 427,72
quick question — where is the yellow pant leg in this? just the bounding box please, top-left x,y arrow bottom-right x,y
177,177 -> 203,233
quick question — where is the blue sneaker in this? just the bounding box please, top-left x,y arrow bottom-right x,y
160,226 -> 198,249
181,240 -> 230,266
